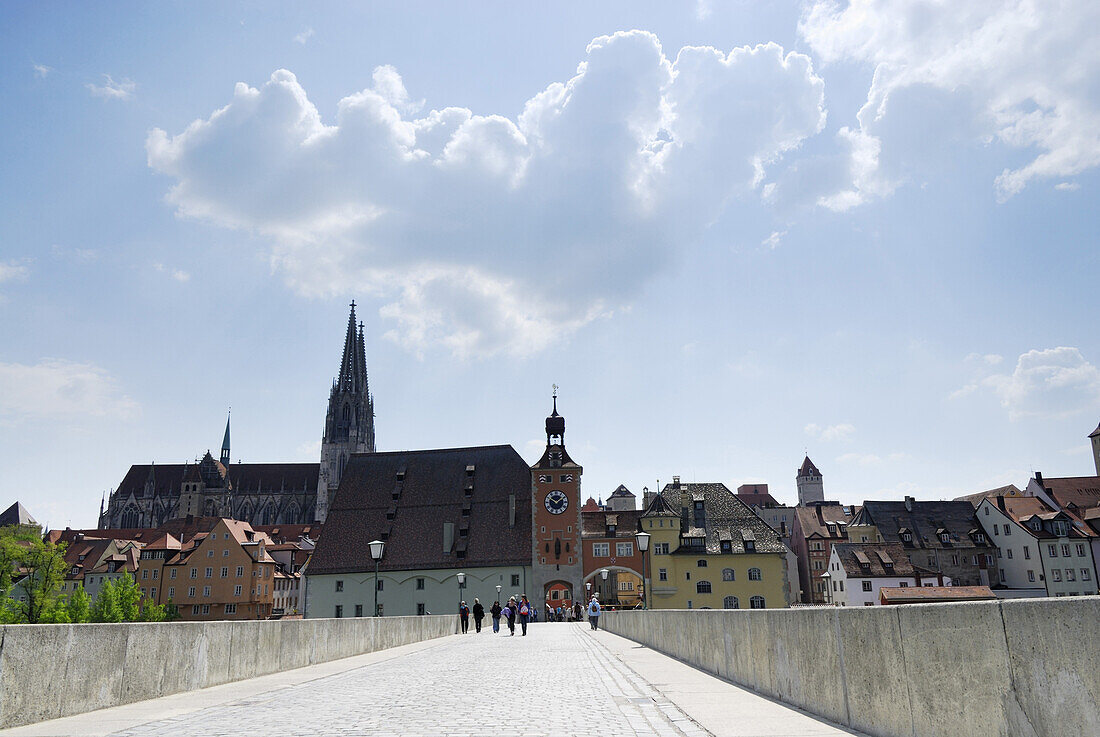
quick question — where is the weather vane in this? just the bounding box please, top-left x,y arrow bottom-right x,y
552,383 -> 558,398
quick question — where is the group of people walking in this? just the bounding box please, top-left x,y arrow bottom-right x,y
459,595 -> 534,636
458,595 -> 603,634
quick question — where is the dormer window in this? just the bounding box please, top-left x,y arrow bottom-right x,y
745,540 -> 755,552
720,540 -> 732,553
939,533 -> 950,544
1051,521 -> 1069,537
974,533 -> 985,543
900,532 -> 912,543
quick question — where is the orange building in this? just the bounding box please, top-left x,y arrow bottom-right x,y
136,518 -> 278,620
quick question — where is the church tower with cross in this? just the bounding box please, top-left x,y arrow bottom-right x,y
316,302 -> 376,522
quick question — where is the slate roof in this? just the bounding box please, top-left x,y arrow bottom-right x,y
608,485 -> 635,499
794,503 -> 855,540
798,456 -> 821,477
0,502 -> 38,527
581,510 -> 644,538
252,523 -> 323,543
853,500 -> 992,550
53,517 -> 227,546
832,543 -> 930,577
113,462 -> 319,498
654,482 -> 786,555
308,445 -> 532,575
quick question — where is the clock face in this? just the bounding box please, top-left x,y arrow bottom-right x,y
544,490 -> 569,515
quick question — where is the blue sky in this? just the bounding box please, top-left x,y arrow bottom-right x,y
2,1 -> 1098,529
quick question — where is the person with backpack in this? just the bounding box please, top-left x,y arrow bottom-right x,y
504,597 -> 517,636
587,595 -> 601,631
573,600 -> 582,622
518,595 -> 531,636
472,598 -> 485,633
490,600 -> 502,633
459,600 -> 470,634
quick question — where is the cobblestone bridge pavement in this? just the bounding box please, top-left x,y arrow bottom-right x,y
3,623 -> 863,737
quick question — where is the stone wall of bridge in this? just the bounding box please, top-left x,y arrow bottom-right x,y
601,597 -> 1099,737
0,615 -> 457,729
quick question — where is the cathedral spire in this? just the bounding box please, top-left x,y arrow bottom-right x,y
220,409 -> 231,465
338,301 -> 361,392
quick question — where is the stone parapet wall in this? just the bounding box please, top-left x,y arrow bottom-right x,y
0,615 -> 457,729
602,598 -> 1099,737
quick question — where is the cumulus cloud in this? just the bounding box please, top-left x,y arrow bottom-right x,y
153,263 -> 191,282
146,32 -> 826,357
87,74 -> 136,100
33,64 -> 51,78
293,27 -> 315,45
0,359 -> 138,422
0,260 -> 30,284
805,422 -> 856,441
954,346 -> 1100,419
799,0 -> 1100,203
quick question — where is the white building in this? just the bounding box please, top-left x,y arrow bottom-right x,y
828,543 -> 948,606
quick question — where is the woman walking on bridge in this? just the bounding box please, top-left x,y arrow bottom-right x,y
473,598 -> 485,633
490,600 -> 502,633
459,601 -> 470,634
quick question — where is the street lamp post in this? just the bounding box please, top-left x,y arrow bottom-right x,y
635,531 -> 651,609
368,539 -> 385,617
496,584 -> 502,601
600,568 -> 609,603
457,572 -> 466,611
585,581 -> 591,600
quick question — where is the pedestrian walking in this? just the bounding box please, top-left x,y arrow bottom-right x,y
587,596 -> 601,631
459,600 -> 470,634
504,598 -> 517,636
518,595 -> 531,636
473,598 -> 485,633
573,600 -> 582,621
490,600 -> 502,633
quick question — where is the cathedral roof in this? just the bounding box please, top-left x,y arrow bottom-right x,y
112,462 -> 320,501
0,501 -> 37,527
309,445 -> 533,575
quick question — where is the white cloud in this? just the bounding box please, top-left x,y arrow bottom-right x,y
1055,182 -> 1079,191
0,260 -> 30,284
761,230 -> 786,249
153,263 -> 190,282
33,64 -> 52,78
147,32 -> 827,357
956,346 -> 1100,419
87,74 -> 136,100
799,0 -> 1100,203
0,359 -> 138,422
293,27 -> 315,45
695,0 -> 713,21
805,422 -> 856,441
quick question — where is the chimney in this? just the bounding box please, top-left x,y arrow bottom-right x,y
1034,471 -> 1043,486
74,532 -> 84,542
904,496 -> 914,512
672,476 -> 681,488
442,522 -> 455,553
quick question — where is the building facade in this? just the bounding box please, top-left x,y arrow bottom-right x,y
828,543 -> 948,606
641,479 -> 790,610
581,508 -> 645,607
790,502 -> 855,604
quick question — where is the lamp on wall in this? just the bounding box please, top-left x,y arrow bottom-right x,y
368,539 -> 385,617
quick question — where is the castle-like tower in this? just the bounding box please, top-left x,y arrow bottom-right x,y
796,455 -> 824,506
316,302 -> 376,522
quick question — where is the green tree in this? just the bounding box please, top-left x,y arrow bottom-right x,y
0,525 -> 68,624
67,585 -> 92,623
90,578 -> 123,622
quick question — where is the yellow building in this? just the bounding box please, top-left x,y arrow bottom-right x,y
642,479 -> 790,609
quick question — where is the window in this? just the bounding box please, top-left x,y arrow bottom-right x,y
1003,524 -> 1011,536
511,575 -> 520,586
1023,546 -> 1030,560
984,506 -> 990,515
416,578 -> 425,590
192,605 -> 200,615
1077,544 -> 1086,557
899,582 -> 908,588
696,581 -> 712,594
720,541 -> 732,553
1027,570 -> 1035,582
618,581 -> 634,592
205,567 -> 213,578
901,532 -> 912,543
986,554 -> 994,565
616,542 -> 634,557
1053,521 -> 1069,537
335,605 -> 343,618
1052,569 -> 1062,582
687,600 -> 693,609
658,568 -> 668,581
1006,549 -> 1013,559
951,555 -> 959,566
693,500 -> 706,529
140,588 -> 146,597
142,570 -> 149,580
417,603 -> 426,615
376,603 -> 384,616
696,559 -> 708,568
1066,568 -> 1076,581
810,541 -> 824,551
234,585 -> 242,596
748,568 -> 762,581
188,587 -> 196,597
336,580 -> 344,592
170,569 -> 176,579
190,568 -> 197,579
654,542 -> 670,555
376,579 -> 384,591
151,587 -> 157,598
223,549 -> 229,556
722,568 -> 735,581
862,580 -> 872,592
1082,569 -> 1091,581
813,560 -> 825,570
723,596 -> 739,609
168,587 -> 174,599
220,567 -> 228,577
994,526 -> 999,536
1062,544 -> 1071,557
208,550 -> 214,557
685,571 -> 691,581
203,586 -> 211,597
749,596 -> 765,609
355,604 -> 363,617
593,543 -> 609,556
225,604 -> 236,614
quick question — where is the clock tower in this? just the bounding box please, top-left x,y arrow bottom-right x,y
531,390 -> 584,611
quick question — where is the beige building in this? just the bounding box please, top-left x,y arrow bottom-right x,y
136,519 -> 279,620
642,479 -> 790,610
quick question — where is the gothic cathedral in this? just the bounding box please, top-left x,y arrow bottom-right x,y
99,303 -> 375,529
